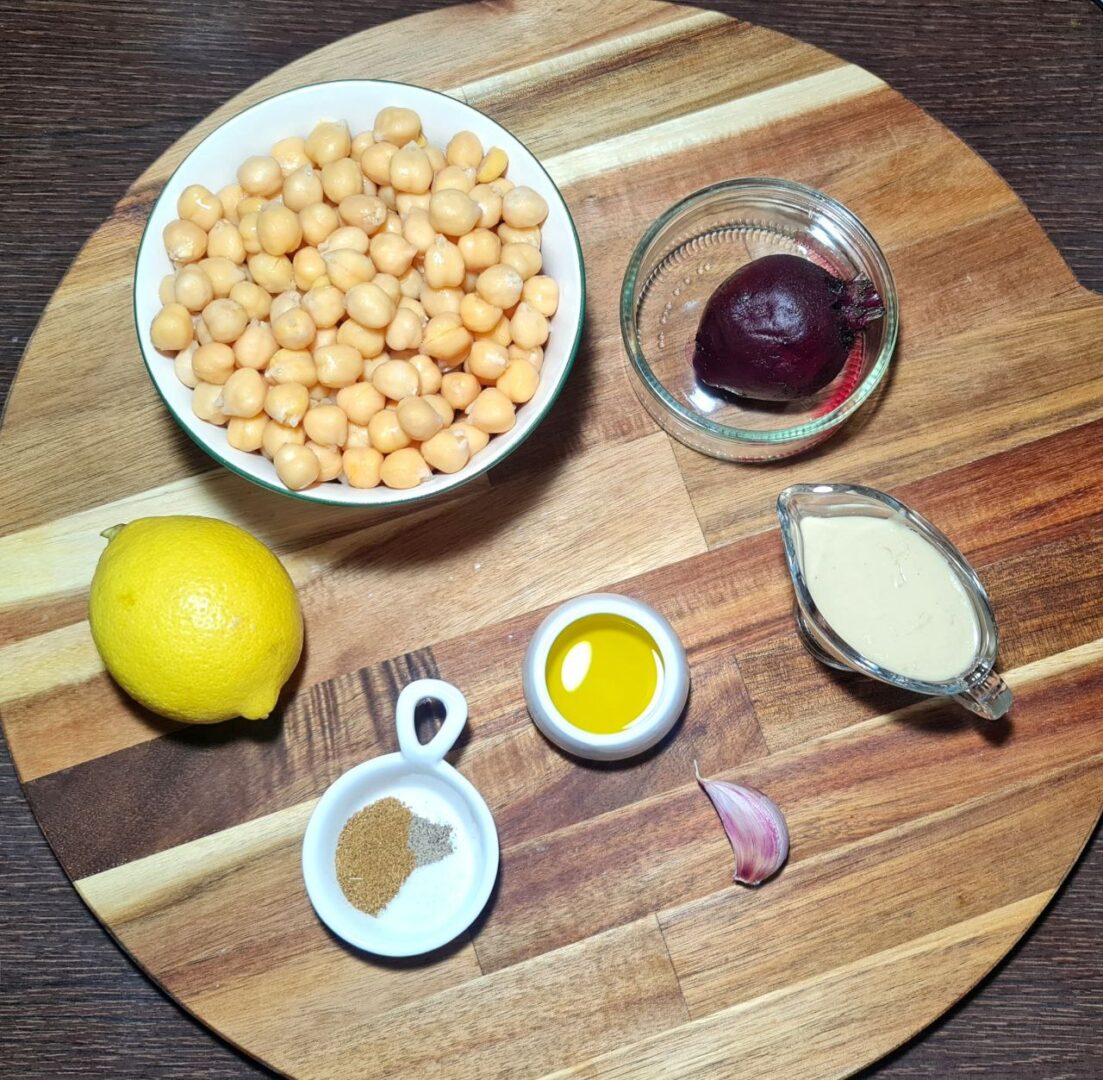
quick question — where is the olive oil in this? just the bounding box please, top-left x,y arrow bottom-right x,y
545,613 -> 664,734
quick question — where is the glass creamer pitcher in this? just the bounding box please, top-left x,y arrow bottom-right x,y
777,483 -> 1012,720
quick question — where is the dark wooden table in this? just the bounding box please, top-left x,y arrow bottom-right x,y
1,1 -> 1100,1076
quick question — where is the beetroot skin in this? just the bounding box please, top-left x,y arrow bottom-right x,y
692,253 -> 884,401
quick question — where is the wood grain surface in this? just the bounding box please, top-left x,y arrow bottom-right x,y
2,1 -> 1102,1077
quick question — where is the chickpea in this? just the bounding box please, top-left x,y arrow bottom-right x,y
498,222 -> 541,248
421,427 -> 470,474
476,264 -> 524,309
431,165 -> 475,195
177,184 -> 222,231
368,409 -> 410,454
501,185 -> 549,229
345,422 -> 372,449
205,219 -> 245,264
497,358 -> 541,404
369,232 -> 417,276
339,193 -> 388,236
237,195 -> 267,217
238,155 -> 283,197
400,208 -> 435,255
300,201 -> 341,246
451,419 -> 490,454
218,366 -> 267,417
428,189 -> 481,238
272,306 -> 316,350
459,292 -> 503,335
158,273 -> 176,306
398,296 -> 427,321
174,342 -> 198,388
230,320 -> 277,370
423,236 -> 465,289
466,386 -> 516,434
361,141 -> 398,186
342,446 -> 383,488
163,218 -> 207,263
381,447 -> 430,490
324,248 -> 375,291
446,130 -> 483,169
264,381 -> 310,427
217,183 -> 245,224
272,135 -> 310,175
191,342 -> 234,384
421,312 -> 472,366
457,228 -> 500,273
466,339 -> 509,383
386,307 -> 424,352
193,315 -> 212,346
303,403 -> 349,448
248,252 -> 295,294
382,210 -> 404,235
321,157 -> 363,204
476,147 -> 508,184
262,419 -> 306,459
421,284 -> 464,318
499,241 -> 543,281
307,440 -> 343,482
274,443 -> 320,490
374,106 -> 421,145
335,381 -> 385,425
510,302 -> 550,349
309,383 -> 334,406
321,225 -> 370,254
422,393 -> 454,427
337,318 -> 385,359
369,358 -> 418,400
174,264 -> 214,312
226,280 -> 268,322
314,343 -> 362,388
302,283 -> 345,329
192,381 -> 229,425
377,184 -> 397,211
305,120 -> 351,166
238,212 -> 261,255
478,314 -> 513,348
227,413 -> 268,452
345,281 -> 395,328
409,353 -> 442,395
508,343 -> 544,371
200,257 -> 247,299
350,130 -> 374,159
396,395 -> 444,441
255,203 -> 301,257
522,274 -> 559,317
395,191 -> 432,217
314,327 -> 338,350
398,266 -> 423,299
282,165 -> 323,212
441,370 -> 481,410
489,177 -> 514,198
469,184 -> 503,228
292,246 -> 327,291
266,348 -> 317,386
389,145 -> 433,194
269,289 -> 302,323
200,298 -> 248,344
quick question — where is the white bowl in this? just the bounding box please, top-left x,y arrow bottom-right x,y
522,593 -> 689,761
301,679 -> 499,956
135,79 -> 586,506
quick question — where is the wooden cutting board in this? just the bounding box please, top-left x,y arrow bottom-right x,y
2,2 -> 1101,1076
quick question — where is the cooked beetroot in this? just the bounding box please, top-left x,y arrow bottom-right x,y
692,253 -> 884,401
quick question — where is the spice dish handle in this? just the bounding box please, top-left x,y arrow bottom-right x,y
395,679 -> 469,764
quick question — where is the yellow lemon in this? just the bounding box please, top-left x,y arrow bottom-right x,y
88,516 -> 303,723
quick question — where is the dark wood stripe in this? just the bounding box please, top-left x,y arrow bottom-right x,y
26,648 -> 439,880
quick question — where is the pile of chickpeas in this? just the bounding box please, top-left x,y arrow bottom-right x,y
149,107 -> 558,491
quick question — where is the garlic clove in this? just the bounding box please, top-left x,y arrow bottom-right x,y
695,762 -> 789,886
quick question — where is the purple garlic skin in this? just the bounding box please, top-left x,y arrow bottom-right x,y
692,253 -> 884,401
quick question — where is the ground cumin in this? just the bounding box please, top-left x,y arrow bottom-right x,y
335,797 -> 415,916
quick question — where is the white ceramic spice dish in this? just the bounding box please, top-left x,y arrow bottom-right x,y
301,679 -> 498,956
523,593 -> 689,761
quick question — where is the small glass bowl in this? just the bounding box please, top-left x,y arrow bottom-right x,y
620,178 -> 898,461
